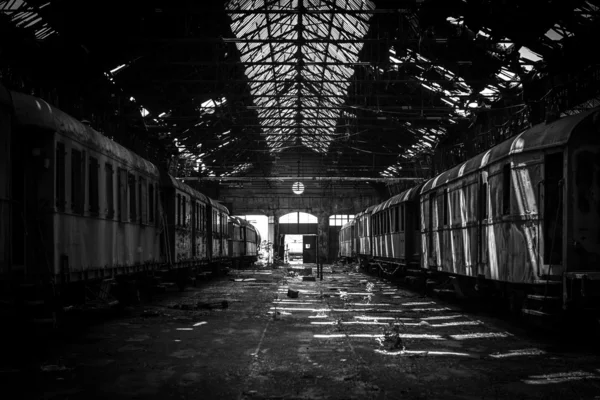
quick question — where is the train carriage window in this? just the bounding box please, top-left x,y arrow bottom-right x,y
400,204 -> 405,232
105,164 -> 114,219
71,149 -> 84,215
544,152 -> 564,265
193,202 -> 197,230
196,202 -> 202,231
177,194 -> 181,226
88,157 -> 99,215
428,193 -> 435,253
443,189 -> 449,225
148,183 -> 154,224
503,164 -> 511,215
128,173 -> 137,222
117,168 -> 127,222
55,142 -> 66,211
200,204 -> 204,232
182,196 -> 187,227
479,174 -> 488,220
414,204 -> 420,231
139,177 -> 147,224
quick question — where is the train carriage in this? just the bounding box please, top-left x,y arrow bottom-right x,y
229,218 -> 261,268
338,219 -> 355,262
355,205 -> 377,267
240,218 -> 261,264
9,91 -> 162,285
159,173 -> 210,268
209,198 -> 230,264
371,185 -> 423,271
420,107 -> 600,314
228,217 -> 244,266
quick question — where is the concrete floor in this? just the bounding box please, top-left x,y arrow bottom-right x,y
3,264 -> 600,400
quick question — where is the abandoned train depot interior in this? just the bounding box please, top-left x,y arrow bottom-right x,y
1,0 -> 600,399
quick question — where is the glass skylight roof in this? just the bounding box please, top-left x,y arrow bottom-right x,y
226,0 -> 375,153
0,0 -> 57,40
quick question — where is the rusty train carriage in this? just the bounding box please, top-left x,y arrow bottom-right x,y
420,108 -> 600,288
229,217 -> 261,267
210,198 -> 230,261
340,107 -> 600,316
229,217 -> 243,261
0,87 -> 264,310
338,219 -> 354,261
160,174 -> 210,266
238,218 -> 261,262
10,92 -> 162,283
355,204 -> 376,265
371,185 -> 423,269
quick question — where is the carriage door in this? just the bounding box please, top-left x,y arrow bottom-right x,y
543,152 -> 564,270
477,172 -> 488,274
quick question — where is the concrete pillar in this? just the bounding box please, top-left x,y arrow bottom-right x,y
317,212 -> 330,263
266,209 -> 284,263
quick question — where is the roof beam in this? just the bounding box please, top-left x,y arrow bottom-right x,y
179,176 -> 424,182
225,9 -> 399,15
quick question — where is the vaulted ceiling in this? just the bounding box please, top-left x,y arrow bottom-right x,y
1,0 -> 599,183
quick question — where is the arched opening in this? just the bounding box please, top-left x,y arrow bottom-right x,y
279,211 -> 318,264
279,212 -> 317,224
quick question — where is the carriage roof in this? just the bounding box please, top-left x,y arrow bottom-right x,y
161,173 -> 211,204
373,182 -> 425,214
421,107 -> 600,193
11,91 -> 159,178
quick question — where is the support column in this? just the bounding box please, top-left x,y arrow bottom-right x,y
267,210 -> 284,264
317,212 -> 330,264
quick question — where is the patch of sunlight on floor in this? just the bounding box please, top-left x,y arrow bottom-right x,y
523,371 -> 600,385
489,348 -> 546,358
375,349 -> 474,357
450,332 -> 511,340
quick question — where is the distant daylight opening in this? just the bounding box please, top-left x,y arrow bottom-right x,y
279,212 -> 317,224
329,214 -> 355,226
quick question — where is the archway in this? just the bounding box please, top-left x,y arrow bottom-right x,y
279,212 -> 318,264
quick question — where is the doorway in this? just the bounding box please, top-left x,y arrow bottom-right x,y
302,235 -> 317,263
284,234 -> 304,264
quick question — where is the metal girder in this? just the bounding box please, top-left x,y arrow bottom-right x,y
188,125 -> 425,129
160,115 -> 454,121
155,79 -> 515,84
225,9 -> 402,15
126,37 -> 429,44
178,176 -> 424,182
244,105 -> 457,110
164,61 -> 479,66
